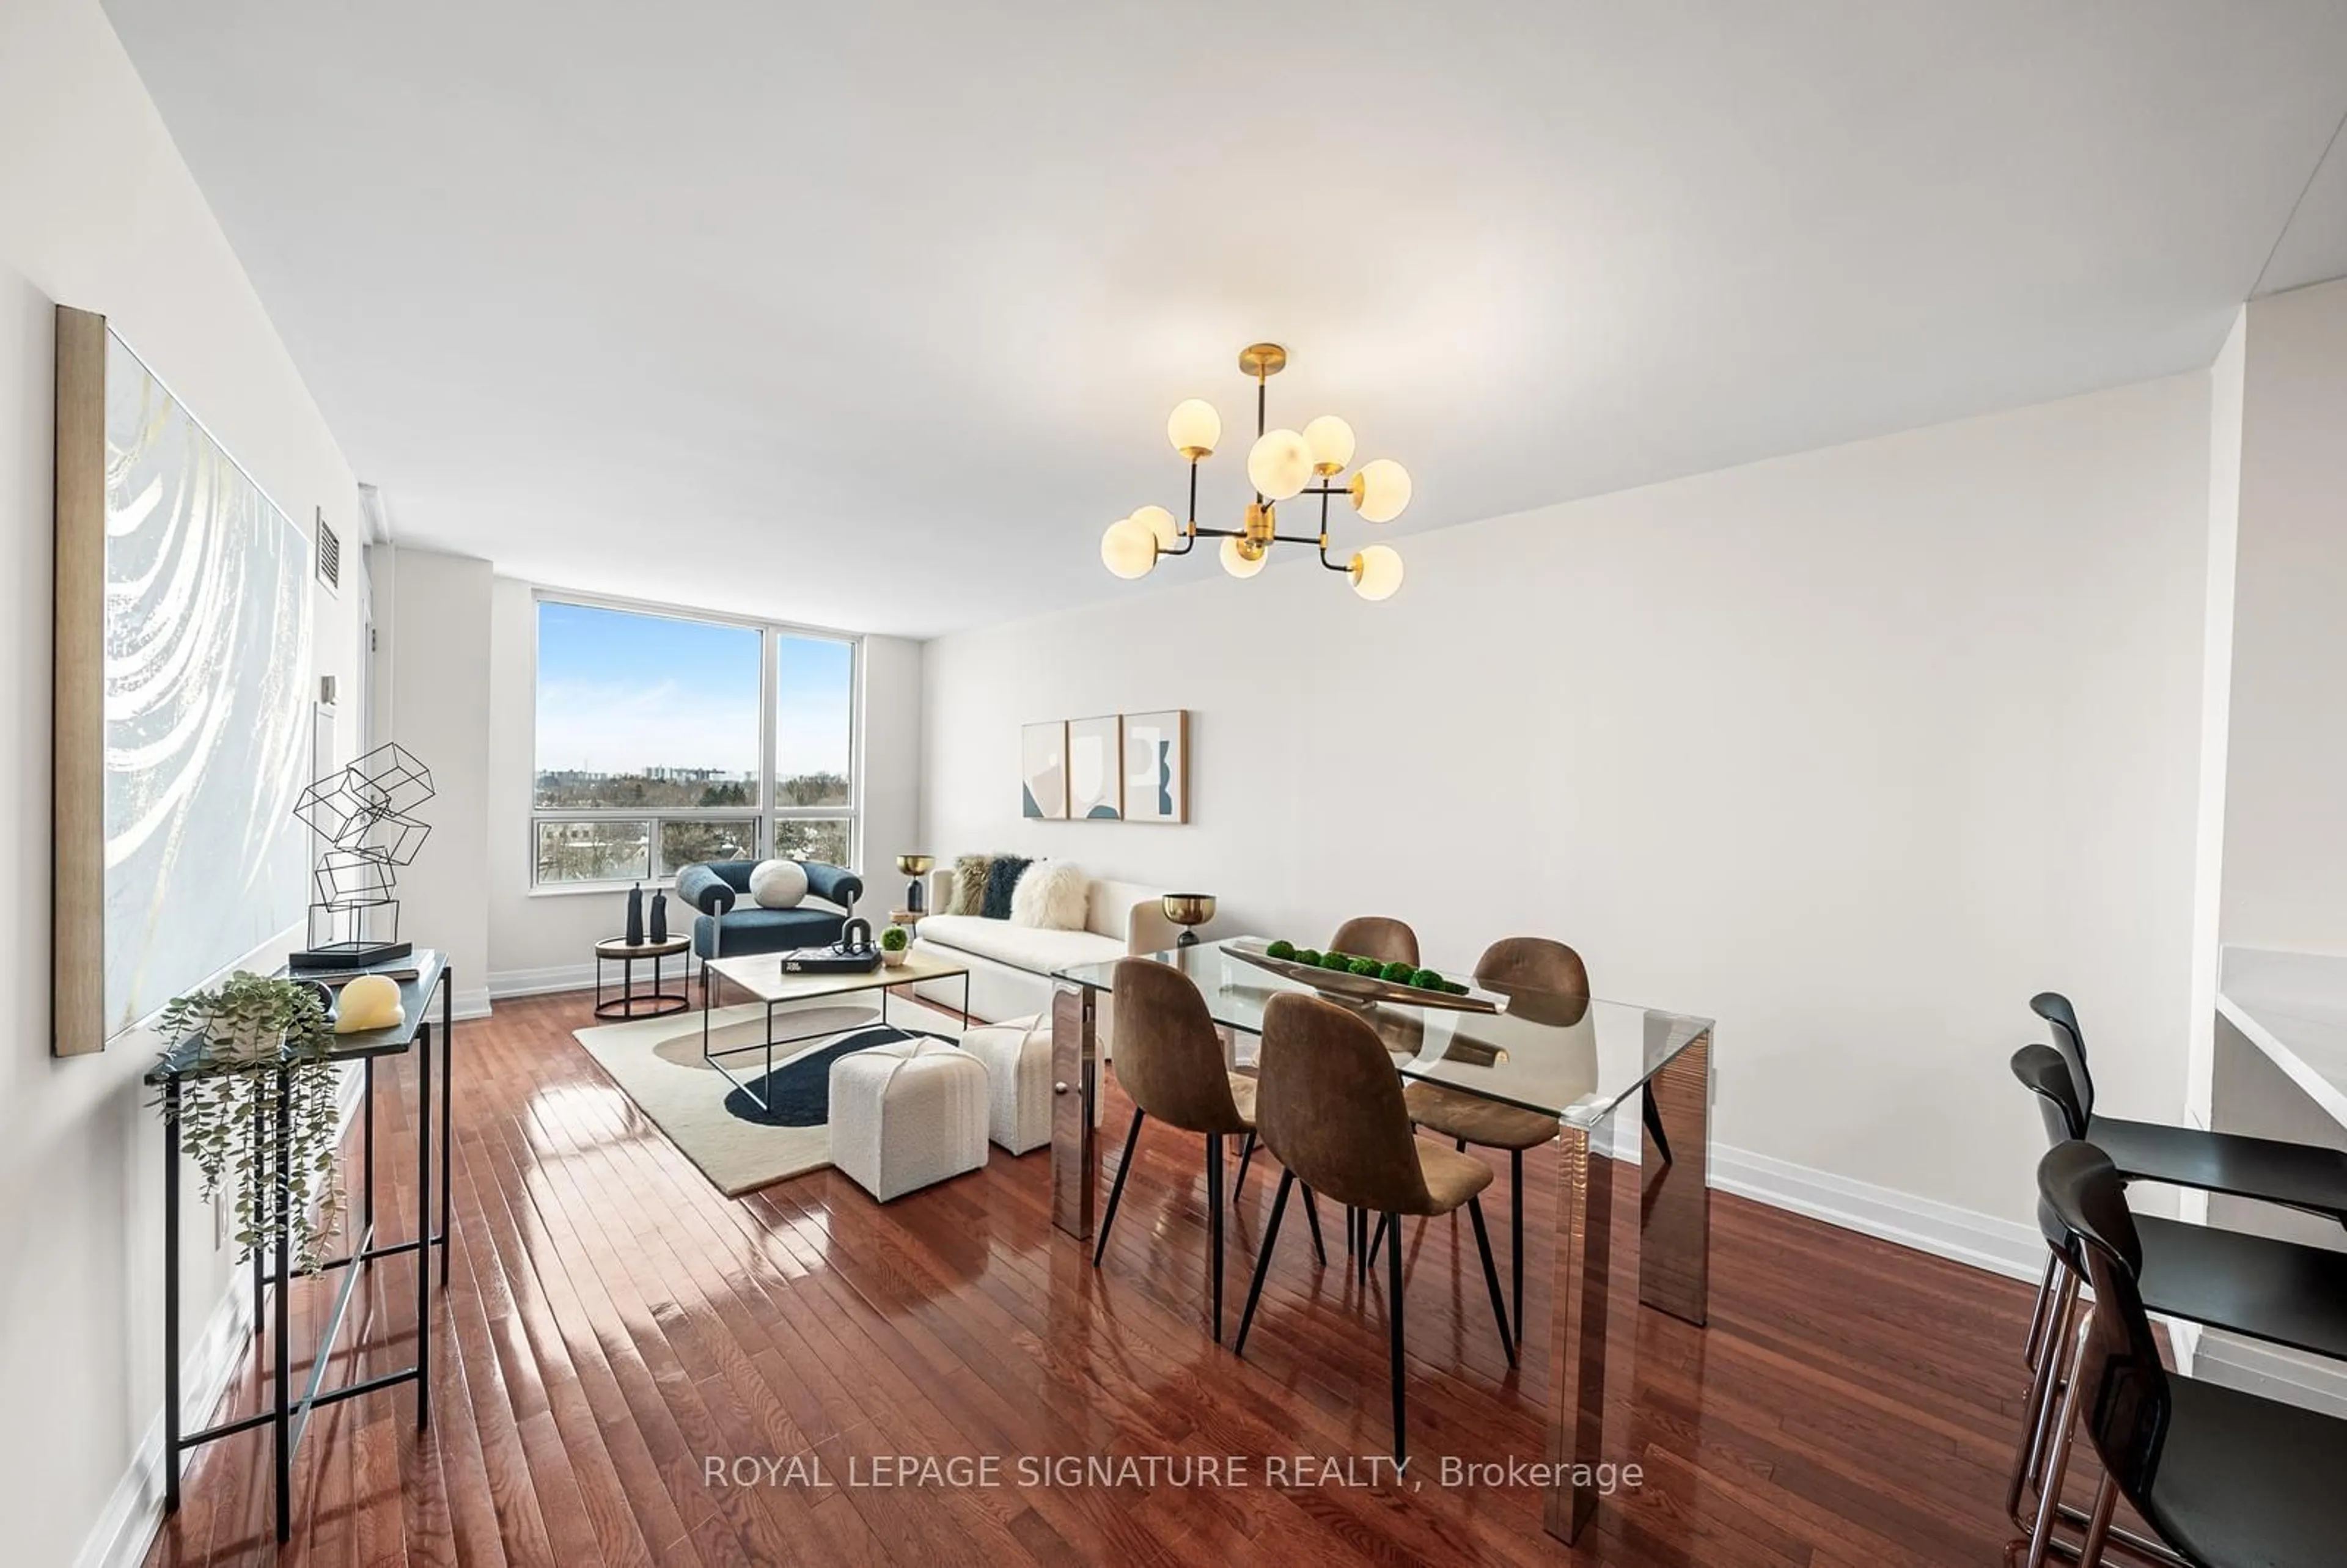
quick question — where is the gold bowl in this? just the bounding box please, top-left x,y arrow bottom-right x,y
1161,893 -> 1216,945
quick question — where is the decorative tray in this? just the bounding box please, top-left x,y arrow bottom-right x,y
1223,939 -> 1506,1014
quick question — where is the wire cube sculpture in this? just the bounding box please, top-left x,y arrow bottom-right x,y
292,742 -> 433,957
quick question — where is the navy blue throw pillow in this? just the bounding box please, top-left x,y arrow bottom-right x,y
982,855 -> 1031,920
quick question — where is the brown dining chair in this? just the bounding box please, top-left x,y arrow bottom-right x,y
1095,959 -> 1324,1341
1395,936 -> 1607,1346
1329,915 -> 1420,968
1238,914 -> 1422,1261
1235,992 -> 1513,1461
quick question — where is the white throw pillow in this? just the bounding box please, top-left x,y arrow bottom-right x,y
1009,860 -> 1089,931
747,859 -> 808,909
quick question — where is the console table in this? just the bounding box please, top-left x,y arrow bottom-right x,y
147,951 -> 454,1542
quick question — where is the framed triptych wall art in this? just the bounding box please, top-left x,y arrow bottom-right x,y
1015,709 -> 1189,826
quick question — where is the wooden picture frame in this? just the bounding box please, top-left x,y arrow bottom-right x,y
1120,709 -> 1189,824
53,306 -> 106,1053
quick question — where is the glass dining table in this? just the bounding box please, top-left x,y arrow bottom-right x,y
1049,937 -> 1716,1545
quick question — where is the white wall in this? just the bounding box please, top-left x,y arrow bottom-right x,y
377,546 -> 493,1014
2219,276 -> 2347,956
922,375 -> 2215,1231
859,634 -> 926,920
0,1 -> 365,1563
477,576 -> 924,994
2186,311 -> 2247,1133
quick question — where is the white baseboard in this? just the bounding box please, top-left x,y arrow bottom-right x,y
2190,1331 -> 2347,1418
1575,1101 -> 2043,1284
453,984 -> 494,1020
487,961 -> 598,1000
1707,1143 -> 2045,1283
77,1055 -> 371,1568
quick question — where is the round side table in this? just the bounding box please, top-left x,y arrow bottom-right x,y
593,934 -> 691,1019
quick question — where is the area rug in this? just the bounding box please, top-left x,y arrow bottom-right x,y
571,1000 -> 962,1196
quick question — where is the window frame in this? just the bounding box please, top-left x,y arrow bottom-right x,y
529,588 -> 861,893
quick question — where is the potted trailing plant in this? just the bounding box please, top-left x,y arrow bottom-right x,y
152,971 -> 348,1273
879,923 -> 912,969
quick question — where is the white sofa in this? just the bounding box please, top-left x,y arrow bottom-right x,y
911,870 -> 1177,1040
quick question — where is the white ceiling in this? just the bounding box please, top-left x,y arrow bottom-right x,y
103,0 -> 2347,637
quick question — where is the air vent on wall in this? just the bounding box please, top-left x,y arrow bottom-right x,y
315,509 -> 340,592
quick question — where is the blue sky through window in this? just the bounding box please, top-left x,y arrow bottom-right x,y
535,602 -> 850,779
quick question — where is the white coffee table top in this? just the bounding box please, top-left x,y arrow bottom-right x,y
704,947 -> 968,1005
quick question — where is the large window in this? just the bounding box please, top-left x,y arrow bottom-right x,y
532,596 -> 857,888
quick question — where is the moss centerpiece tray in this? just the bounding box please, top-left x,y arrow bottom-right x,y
1222,938 -> 1507,1014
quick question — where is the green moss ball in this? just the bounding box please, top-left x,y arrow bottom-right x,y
1409,967 -> 1444,990
1291,948 -> 1321,967
1380,961 -> 1416,983
1348,955 -> 1384,976
1264,939 -> 1296,960
1320,951 -> 1354,971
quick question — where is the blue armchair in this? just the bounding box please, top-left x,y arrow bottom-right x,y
674,860 -> 865,979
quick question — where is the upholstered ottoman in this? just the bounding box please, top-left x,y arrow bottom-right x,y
960,1014 -> 1052,1154
828,1037 -> 988,1201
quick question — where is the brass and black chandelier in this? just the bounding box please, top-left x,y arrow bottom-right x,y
1100,342 -> 1411,601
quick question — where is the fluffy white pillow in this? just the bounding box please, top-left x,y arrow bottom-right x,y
1009,860 -> 1089,931
747,859 -> 808,909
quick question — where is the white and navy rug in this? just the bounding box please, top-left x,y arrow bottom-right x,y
571,1000 -> 962,1196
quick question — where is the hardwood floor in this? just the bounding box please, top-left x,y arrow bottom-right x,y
146,990 -> 2061,1566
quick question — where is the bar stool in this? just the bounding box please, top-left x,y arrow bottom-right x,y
1093,959 -> 1324,1341
2031,992 -> 2347,1219
1234,991 -> 1514,1462
2009,1048 -> 2347,1565
2032,1140 -> 2347,1568
2010,994 -> 2347,1385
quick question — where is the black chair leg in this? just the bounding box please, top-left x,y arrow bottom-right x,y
1467,1196 -> 1515,1365
1299,1184 -> 1328,1266
1386,1209 -> 1408,1464
1511,1149 -> 1524,1346
1235,1170 -> 1295,1356
1093,1107 -> 1144,1269
1643,1086 -> 1673,1165
1366,1212 -> 1391,1280
1206,1132 -> 1225,1343
1233,1129 -> 1257,1204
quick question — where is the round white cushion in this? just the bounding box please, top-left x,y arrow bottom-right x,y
747,858 -> 809,909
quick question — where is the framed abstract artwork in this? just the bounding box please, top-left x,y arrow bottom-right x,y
52,306 -> 315,1054
1121,710 -> 1189,824
1020,720 -> 1068,819
1067,715 -> 1123,819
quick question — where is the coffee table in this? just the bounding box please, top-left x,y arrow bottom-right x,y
700,948 -> 972,1112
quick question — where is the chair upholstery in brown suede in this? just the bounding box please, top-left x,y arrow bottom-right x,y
1398,936 -> 1589,1346
1329,915 -> 1420,969
1236,915 -> 1422,1239
1234,992 -> 1513,1462
1093,959 -> 1323,1341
